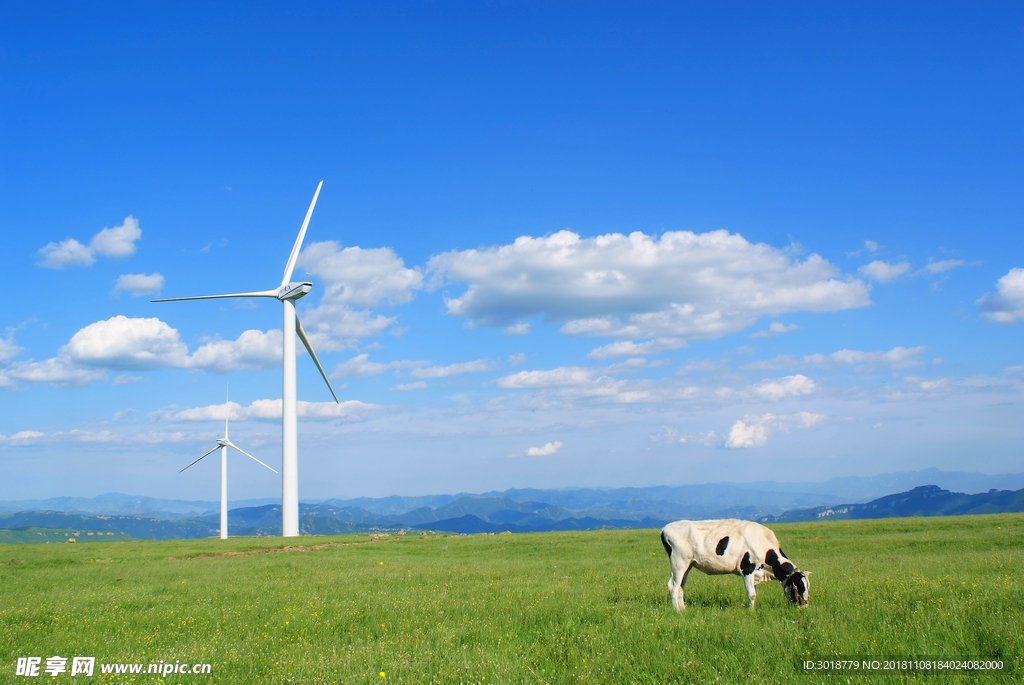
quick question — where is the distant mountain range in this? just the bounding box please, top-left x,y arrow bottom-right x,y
4,468 -> 1021,518
761,485 -> 1024,523
0,527 -> 134,544
1,469 -> 1022,541
0,494 -> 279,520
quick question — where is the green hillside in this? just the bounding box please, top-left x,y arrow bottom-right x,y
2,515 -> 1021,683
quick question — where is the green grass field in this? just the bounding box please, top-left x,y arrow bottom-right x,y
2,514 -> 1021,684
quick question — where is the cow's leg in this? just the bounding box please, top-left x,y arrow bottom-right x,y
743,572 -> 757,609
668,558 -> 693,610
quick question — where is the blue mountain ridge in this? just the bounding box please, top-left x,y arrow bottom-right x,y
3,468 -> 1020,520
2,483 -> 1023,540
761,485 -> 1024,523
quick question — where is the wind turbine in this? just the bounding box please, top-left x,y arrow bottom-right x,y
155,181 -> 339,537
181,402 -> 277,540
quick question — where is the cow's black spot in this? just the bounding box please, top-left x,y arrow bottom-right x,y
780,547 -> 789,560
740,552 -> 756,576
660,530 -> 672,558
765,548 -> 795,581
715,536 -> 730,556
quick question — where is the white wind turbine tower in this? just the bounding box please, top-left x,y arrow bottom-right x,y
181,396 -> 277,540
155,181 -> 339,537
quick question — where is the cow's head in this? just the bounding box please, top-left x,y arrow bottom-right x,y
782,570 -> 811,606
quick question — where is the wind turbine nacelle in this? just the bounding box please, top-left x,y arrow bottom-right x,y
216,438 -> 230,447
277,282 -> 313,300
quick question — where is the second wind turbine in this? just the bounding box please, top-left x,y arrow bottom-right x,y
155,181 -> 339,537
181,399 -> 277,540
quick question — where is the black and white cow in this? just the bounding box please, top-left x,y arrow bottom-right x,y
660,519 -> 811,609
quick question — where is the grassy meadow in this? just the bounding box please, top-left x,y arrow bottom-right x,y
1,514 -> 1021,684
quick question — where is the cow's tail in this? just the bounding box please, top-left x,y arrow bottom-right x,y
660,529 -> 672,558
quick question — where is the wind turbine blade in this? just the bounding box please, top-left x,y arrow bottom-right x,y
281,180 -> 323,287
180,445 -> 220,472
296,316 -> 339,403
226,442 -> 279,473
152,289 -> 279,303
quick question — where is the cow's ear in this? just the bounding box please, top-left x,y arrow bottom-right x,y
804,571 -> 813,576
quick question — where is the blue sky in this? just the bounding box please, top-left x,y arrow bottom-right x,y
1,3 -> 1022,501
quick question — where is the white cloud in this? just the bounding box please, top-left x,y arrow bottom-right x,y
750,322 -> 798,338
0,330 -> 22,364
504,322 -> 530,335
332,353 -> 395,378
71,318 -> 281,373
114,273 -> 164,296
90,216 -> 141,258
859,260 -> 911,283
408,359 -> 495,379
42,429 -> 190,445
652,426 -> 720,446
160,398 -> 376,422
679,431 -> 720,446
298,241 -> 424,307
300,305 -> 397,350
847,240 -> 880,258
726,411 -> 827,448
921,259 -> 965,274
6,430 -> 45,446
726,418 -> 772,448
745,346 -> 927,372
558,376 -> 645,402
493,366 -> 652,405
587,337 -> 686,359
393,381 -> 427,391
917,378 -> 949,392
6,358 -> 108,386
526,440 -> 563,456
793,411 -> 828,428
428,229 -> 870,339
37,216 -> 142,268
508,353 -> 527,366
329,353 -> 426,378
295,400 -> 372,419
603,357 -> 648,373
65,316 -> 190,370
189,330 -> 283,372
977,267 -> 1024,323
295,241 -> 423,345
162,400 -> 248,421
495,366 -> 594,389
4,316 -> 304,387
37,239 -> 95,268
649,426 -> 680,444
754,374 -> 816,401
0,428 -> 202,447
